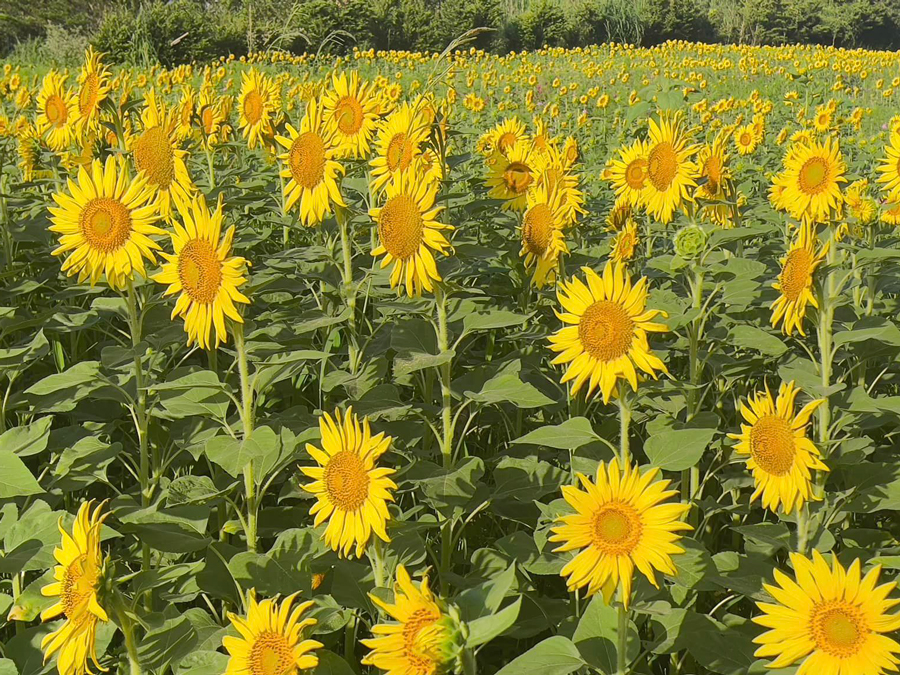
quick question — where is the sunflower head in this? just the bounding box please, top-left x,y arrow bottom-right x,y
775,137 -> 846,223
770,221 -> 827,336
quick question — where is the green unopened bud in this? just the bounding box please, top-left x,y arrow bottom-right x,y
674,224 -> 707,259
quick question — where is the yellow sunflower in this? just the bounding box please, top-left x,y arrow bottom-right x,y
40,501 -> 109,675
196,82 -> 228,148
487,117 -> 529,156
485,141 -> 535,211
606,197 -> 633,231
754,551 -> 900,675
174,85 -> 197,142
695,134 -> 733,226
36,70 -> 78,152
238,68 -> 281,150
728,381 -> 827,514
605,139 -> 649,209
774,138 -> 846,223
883,201 -> 900,227
130,88 -> 195,218
48,156 -> 163,290
771,221 -> 827,336
300,407 -> 397,558
322,71 -> 379,159
734,124 -> 759,155
17,122 -> 42,182
275,99 -> 345,226
74,47 -> 111,139
611,219 -> 639,264
369,102 -> 428,193
548,261 -> 669,403
152,194 -> 250,350
223,591 -> 322,675
531,144 -> 586,226
520,181 -> 569,289
643,113 -> 699,224
877,129 -> 900,203
371,168 -> 452,297
551,459 -> 691,608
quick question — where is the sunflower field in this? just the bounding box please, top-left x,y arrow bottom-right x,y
4,35 -> 900,675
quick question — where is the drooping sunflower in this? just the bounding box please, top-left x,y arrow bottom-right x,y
485,142 -> 535,211
300,407 -> 397,558
174,85 -> 197,142
17,122 -> 43,182
238,68 -> 281,150
694,133 -> 733,226
734,123 -> 759,155
36,70 -> 78,152
605,139 -> 649,209
606,197 -> 633,231
152,194 -> 250,350
753,551 -> 900,675
74,47 -> 111,139
361,566 -> 460,675
129,88 -> 195,217
223,591 -> 322,675
520,181 -> 569,289
611,219 -> 639,264
643,113 -> 699,224
771,221 -> 827,336
322,71 -> 379,159
371,168 -> 452,297
551,459 -> 691,608
196,82 -> 228,148
532,144 -> 586,227
275,99 -> 345,226
729,381 -> 827,514
774,138 -> 846,223
548,261 -> 669,403
369,102 -> 428,193
48,155 -> 163,290
877,129 -> 900,203
40,501 -> 109,675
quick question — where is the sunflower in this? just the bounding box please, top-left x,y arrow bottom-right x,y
643,113 -> 699,224
605,139 -> 649,208
361,566 -> 460,675
74,47 -> 111,139
238,68 -> 281,150
487,117 -> 529,156
611,220 -> 639,264
369,102 -> 428,193
174,85 -> 196,142
753,551 -> 900,675
17,122 -> 42,182
520,182 -> 568,289
36,71 -> 78,152
196,82 -> 228,148
729,381 -> 827,514
300,407 -> 397,558
551,459 -> 691,608
883,201 -> 900,227
129,88 -> 195,218
531,144 -> 586,226
322,71 -> 379,159
548,261 -> 669,403
771,221 -> 827,336
531,116 -> 555,156
40,501 -> 109,675
223,591 -> 322,675
275,99 -> 345,226
152,195 -> 250,350
485,142 -> 535,211
606,197 -> 633,231
695,134 -> 733,226
48,156 -> 163,290
774,138 -> 846,223
734,123 -> 759,155
877,129 -> 900,203
371,168 -> 452,297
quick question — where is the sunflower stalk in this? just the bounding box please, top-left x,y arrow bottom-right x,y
616,591 -> 630,675
337,206 -> 359,374
234,322 -> 258,552
112,592 -> 143,675
435,283 -> 455,594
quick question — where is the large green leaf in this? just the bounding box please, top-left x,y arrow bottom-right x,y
493,636 -> 585,675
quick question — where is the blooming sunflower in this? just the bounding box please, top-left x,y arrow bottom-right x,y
36,70 -> 78,152
487,116 -> 529,156
174,85 -> 197,142
883,201 -> 900,227
17,122 -> 42,182
40,501 -> 109,675
548,261 -> 669,403
48,156 -> 163,290
238,68 -> 281,150
223,591 -> 322,675
369,102 -> 428,193
300,407 -> 397,558
606,197 -> 633,231
754,551 -> 900,675
361,566 -> 460,675
643,113 -> 699,224
275,100 -> 345,227
485,141 -> 535,211
152,195 -> 250,350
371,168 -> 452,297
728,381 -> 827,514
551,459 -> 691,608
520,181 -> 569,289
695,134 -> 733,226
605,139 -> 649,209
322,71 -> 379,159
775,138 -> 846,223
611,220 -> 639,264
771,221 -> 827,336
877,129 -> 900,203
130,88 -> 195,218
196,82 -> 228,148
734,124 -> 759,155
74,48 -> 111,139
532,144 -> 586,226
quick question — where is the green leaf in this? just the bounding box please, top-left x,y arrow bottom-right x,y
834,316 -> 900,347
461,309 -> 529,336
493,635 -> 585,675
728,325 -> 787,357
466,371 -> 553,408
0,451 -> 42,498
0,659 -> 17,675
311,650 -> 356,675
0,331 -> 49,371
419,457 -> 485,517
644,427 -> 716,471
176,651 -> 229,675
138,614 -> 198,671
0,503 -> 67,574
0,418 -> 52,457
155,369 -> 231,420
204,426 -> 283,479
118,506 -> 211,553
466,597 -> 522,647
511,418 -> 600,449
393,349 -> 455,379
167,475 -> 233,507
25,361 -> 102,412
572,595 -> 639,673
7,570 -> 55,622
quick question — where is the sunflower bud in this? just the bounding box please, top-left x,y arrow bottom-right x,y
674,224 -> 708,259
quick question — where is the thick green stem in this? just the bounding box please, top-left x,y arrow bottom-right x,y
204,144 -> 216,189
1,172 -> 13,272
817,234 -> 837,479
114,596 -> 143,675
337,207 -> 358,374
797,504 -> 809,555
435,284 -> 453,467
618,392 -> 631,466
616,594 -> 629,675
234,323 -> 257,552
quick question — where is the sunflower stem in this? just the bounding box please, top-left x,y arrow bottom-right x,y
337,206 -> 359,375
113,592 -> 142,675
234,322 -> 257,552
797,504 -> 809,555
618,391 -> 631,466
204,144 -> 216,189
435,284 -> 453,467
616,594 -> 629,675
816,229 -> 837,484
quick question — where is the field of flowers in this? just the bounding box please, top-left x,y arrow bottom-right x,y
2,36 -> 900,675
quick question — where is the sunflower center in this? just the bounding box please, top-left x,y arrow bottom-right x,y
243,90 -> 264,124
289,131 -> 325,190
523,203 -> 554,255
503,161 -> 532,195
705,155 -> 722,187
798,157 -> 830,195
178,239 -> 222,304
579,300 -> 634,362
811,601 -> 867,658
324,450 -> 370,511
626,159 -> 648,190
748,415 -> 795,476
335,96 -> 363,135
133,126 -> 175,189
591,502 -> 642,555
79,74 -> 99,117
62,554 -> 97,616
497,131 -> 518,152
201,106 -> 215,134
780,248 -> 813,301
80,198 -> 132,253
740,132 -> 752,146
378,193 -> 423,261
386,132 -> 412,172
648,142 -> 677,191
45,95 -> 68,127
249,631 -> 295,675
